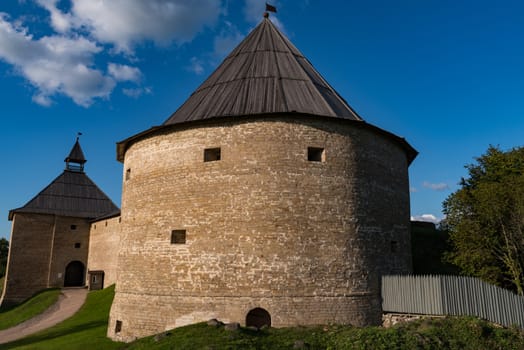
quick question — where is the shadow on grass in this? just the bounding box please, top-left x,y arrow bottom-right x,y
0,303 -> 16,313
1,320 -> 107,349
239,327 -> 270,337
0,288 -> 61,313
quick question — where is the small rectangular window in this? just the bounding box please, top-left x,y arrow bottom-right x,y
125,168 -> 131,181
70,224 -> 77,230
74,243 -> 81,249
171,230 -> 187,244
204,147 -> 221,162
308,147 -> 325,162
391,241 -> 398,253
115,320 -> 122,333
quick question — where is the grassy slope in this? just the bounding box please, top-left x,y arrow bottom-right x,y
2,285 -> 122,350
126,318 -> 524,350
3,285 -> 524,349
0,289 -> 61,330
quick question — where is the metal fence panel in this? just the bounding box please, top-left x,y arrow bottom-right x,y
381,275 -> 524,328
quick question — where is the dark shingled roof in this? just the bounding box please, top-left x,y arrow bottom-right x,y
163,17 -> 362,125
9,141 -> 119,221
117,16 -> 417,164
65,139 -> 86,165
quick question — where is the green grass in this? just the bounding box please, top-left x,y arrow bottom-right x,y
2,285 -> 122,350
125,323 -> 332,350
0,288 -> 61,330
125,318 -> 524,350
2,285 -> 524,349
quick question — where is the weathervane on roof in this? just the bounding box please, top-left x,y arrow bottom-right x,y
76,131 -> 82,141
264,3 -> 277,18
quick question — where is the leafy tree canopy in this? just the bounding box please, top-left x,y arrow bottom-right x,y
444,145 -> 524,294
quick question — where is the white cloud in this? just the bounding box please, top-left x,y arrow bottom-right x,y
410,187 -> 418,193
0,1 -> 224,106
411,214 -> 442,224
36,0 -> 223,53
36,0 -> 75,33
187,56 -> 204,75
423,181 -> 450,191
32,93 -> 52,107
108,63 -> 142,82
122,87 -> 152,99
70,0 -> 222,53
0,14 -> 114,107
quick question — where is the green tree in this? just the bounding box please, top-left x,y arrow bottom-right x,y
444,145 -> 524,295
0,238 -> 8,278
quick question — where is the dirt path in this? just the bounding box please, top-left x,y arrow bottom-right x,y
0,288 -> 88,344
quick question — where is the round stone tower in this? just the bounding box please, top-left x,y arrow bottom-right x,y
109,17 -> 417,342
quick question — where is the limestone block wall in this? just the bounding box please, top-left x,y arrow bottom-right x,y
109,116 -> 412,341
1,213 -> 53,306
1,213 -> 90,306
47,216 -> 90,287
87,216 -> 121,288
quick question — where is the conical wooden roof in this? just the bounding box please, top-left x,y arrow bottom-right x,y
65,138 -> 86,165
117,16 -> 417,164
163,17 -> 362,125
9,141 -> 119,220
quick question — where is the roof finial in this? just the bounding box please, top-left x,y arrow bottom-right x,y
76,131 -> 82,142
265,3 -> 277,17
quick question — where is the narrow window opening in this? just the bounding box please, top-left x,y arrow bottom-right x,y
390,241 -> 398,253
70,224 -> 77,231
308,147 -> 325,162
171,230 -> 187,244
74,243 -> 81,248
105,221 -> 108,227
204,147 -> 221,162
118,217 -> 122,223
125,168 -> 131,181
115,320 -> 122,333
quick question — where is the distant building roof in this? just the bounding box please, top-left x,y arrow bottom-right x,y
164,17 -> 362,125
9,140 -> 119,221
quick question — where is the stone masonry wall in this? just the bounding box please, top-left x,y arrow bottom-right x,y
1,213 -> 53,305
87,216 -> 121,288
47,216 -> 90,287
109,116 -> 412,341
1,213 -> 90,306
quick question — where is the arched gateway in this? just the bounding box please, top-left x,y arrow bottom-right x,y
64,261 -> 85,287
246,308 -> 271,329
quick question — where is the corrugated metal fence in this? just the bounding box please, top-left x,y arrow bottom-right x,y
382,275 -> 524,328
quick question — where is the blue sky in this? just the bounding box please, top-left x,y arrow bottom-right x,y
1,0 -> 523,239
